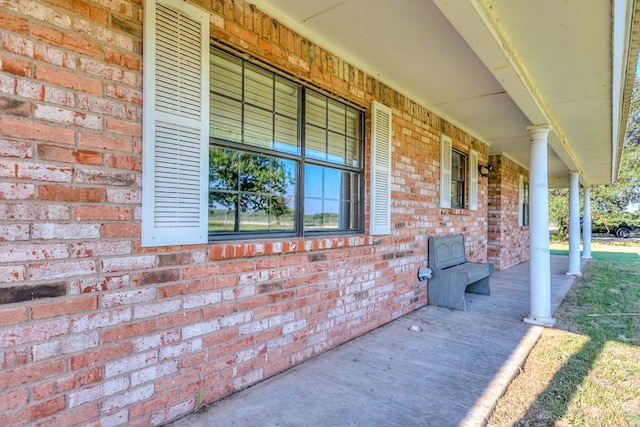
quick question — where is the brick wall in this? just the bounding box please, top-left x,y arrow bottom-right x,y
0,1 -> 491,425
487,154 -> 530,271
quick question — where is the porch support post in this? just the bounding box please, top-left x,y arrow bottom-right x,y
566,171 -> 582,276
524,125 -> 556,327
582,187 -> 592,259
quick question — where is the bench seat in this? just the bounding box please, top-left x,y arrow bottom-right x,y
427,235 -> 494,310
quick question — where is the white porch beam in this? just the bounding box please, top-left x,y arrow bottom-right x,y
582,187 -> 593,259
567,171 -> 582,276
431,0 -> 588,186
524,125 -> 555,327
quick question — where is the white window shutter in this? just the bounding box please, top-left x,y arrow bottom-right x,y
439,135 -> 452,208
142,0 -> 210,247
518,174 -> 524,226
469,150 -> 478,211
370,101 -> 392,235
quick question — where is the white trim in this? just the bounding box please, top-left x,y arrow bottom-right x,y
469,150 -> 478,211
439,135 -> 452,208
142,0 -> 210,247
518,174 -> 524,226
370,101 -> 392,235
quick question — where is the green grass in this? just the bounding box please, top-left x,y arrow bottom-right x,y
489,242 -> 640,426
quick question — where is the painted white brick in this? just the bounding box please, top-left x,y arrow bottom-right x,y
181,319 -> 220,340
105,351 -> 158,378
68,377 -> 129,408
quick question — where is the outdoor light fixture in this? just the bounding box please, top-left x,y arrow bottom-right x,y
478,162 -> 494,177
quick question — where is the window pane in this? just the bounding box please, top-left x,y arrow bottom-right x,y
210,50 -> 242,99
451,151 -> 465,180
210,93 -> 242,142
274,115 -> 299,154
346,108 -> 360,139
209,147 -> 239,233
304,165 -> 359,232
327,100 -> 345,133
327,131 -> 345,164
209,148 -> 296,234
245,64 -> 273,107
305,92 -> 326,127
346,137 -> 359,167
275,77 -> 299,119
245,105 -> 273,149
305,125 -> 326,161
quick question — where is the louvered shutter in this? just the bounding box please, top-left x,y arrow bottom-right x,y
469,150 -> 478,211
142,0 -> 209,247
439,135 -> 452,208
370,101 -> 392,235
518,174 -> 524,226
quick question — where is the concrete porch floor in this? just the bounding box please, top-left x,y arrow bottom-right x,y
167,255 -> 584,427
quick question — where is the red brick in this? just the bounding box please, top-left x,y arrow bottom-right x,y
38,185 -> 103,202
0,305 -> 27,325
32,402 -> 99,427
0,118 -> 75,144
102,222 -> 140,238
31,24 -> 100,57
130,390 -> 180,418
32,367 -> 101,401
157,310 -> 201,330
79,131 -> 133,152
28,396 -> 66,421
31,295 -> 98,319
103,47 -> 142,71
105,153 -> 141,170
71,205 -> 133,221
0,388 -> 28,412
35,64 -> 102,94
0,359 -> 66,388
0,10 -> 29,34
105,118 -> 142,137
0,53 -> 30,77
70,342 -> 130,370
37,144 -> 103,165
102,320 -> 155,343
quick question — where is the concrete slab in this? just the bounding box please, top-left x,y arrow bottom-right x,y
166,255 -> 583,427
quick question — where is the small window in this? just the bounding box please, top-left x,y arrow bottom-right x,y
521,181 -> 529,226
518,175 -> 529,226
451,150 -> 466,209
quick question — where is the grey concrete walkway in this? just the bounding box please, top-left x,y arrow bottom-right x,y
168,255 -> 583,427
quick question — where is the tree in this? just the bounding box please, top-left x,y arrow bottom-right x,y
209,147 -> 294,232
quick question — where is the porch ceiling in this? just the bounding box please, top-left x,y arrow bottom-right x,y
248,0 -> 640,187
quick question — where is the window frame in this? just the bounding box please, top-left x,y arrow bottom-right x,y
450,149 -> 466,209
208,47 -> 366,241
519,175 -> 530,227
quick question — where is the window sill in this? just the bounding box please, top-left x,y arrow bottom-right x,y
207,234 -> 370,261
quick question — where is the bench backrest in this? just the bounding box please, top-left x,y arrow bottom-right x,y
428,234 -> 468,269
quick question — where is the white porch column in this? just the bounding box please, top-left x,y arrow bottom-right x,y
582,187 -> 592,259
524,125 -> 556,327
567,171 -> 582,276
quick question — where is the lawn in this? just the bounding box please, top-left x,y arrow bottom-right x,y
488,241 -> 640,426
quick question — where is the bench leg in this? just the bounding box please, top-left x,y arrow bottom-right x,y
428,276 -> 467,311
466,277 -> 490,295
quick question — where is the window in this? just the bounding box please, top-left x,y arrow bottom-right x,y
208,48 -> 364,238
142,0 -> 368,247
439,135 -> 477,210
519,175 -> 529,226
451,150 -> 466,209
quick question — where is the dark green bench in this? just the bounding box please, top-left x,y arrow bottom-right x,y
427,234 -> 493,310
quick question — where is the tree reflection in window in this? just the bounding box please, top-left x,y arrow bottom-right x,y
209,147 -> 296,233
